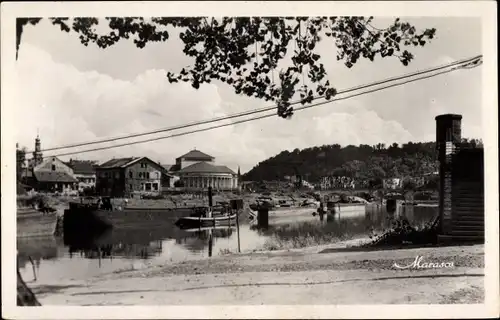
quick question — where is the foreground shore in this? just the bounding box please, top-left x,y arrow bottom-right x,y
27,240 -> 484,305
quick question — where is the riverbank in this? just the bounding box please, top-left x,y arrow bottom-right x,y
27,240 -> 484,305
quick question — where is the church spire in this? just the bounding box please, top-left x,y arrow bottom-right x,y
33,134 -> 43,166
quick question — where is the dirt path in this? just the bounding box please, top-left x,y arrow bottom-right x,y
29,243 -> 484,305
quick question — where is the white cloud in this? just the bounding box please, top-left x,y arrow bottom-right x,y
16,43 -> 440,174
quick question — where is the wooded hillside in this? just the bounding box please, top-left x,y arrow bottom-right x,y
243,139 -> 482,186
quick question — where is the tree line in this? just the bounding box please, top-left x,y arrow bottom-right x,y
242,138 -> 483,188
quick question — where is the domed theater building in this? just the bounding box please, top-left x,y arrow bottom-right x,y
170,149 -> 239,191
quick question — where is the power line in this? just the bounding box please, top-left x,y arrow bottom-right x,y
27,54 -> 482,154
37,59 -> 481,160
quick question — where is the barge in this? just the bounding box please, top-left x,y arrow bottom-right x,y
17,208 -> 58,238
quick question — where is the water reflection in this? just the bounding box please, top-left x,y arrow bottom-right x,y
17,204 -> 438,283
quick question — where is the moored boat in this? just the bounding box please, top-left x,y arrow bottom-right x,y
181,226 -> 236,233
63,199 -> 208,235
175,213 -> 238,229
17,209 -> 58,238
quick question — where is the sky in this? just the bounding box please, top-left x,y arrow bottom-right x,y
14,17 -> 482,173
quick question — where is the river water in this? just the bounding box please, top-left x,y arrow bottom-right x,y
17,204 -> 437,284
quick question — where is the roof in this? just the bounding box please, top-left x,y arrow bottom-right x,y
168,164 -> 181,172
215,165 -> 236,175
66,160 -> 97,174
177,162 -> 236,174
98,157 -> 175,176
34,171 -> 78,183
162,164 -> 175,171
98,157 -> 140,169
176,150 -> 214,161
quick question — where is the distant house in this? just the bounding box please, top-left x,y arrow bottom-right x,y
29,156 -> 78,193
320,176 -> 356,190
95,157 -> 174,198
65,159 -> 98,192
160,164 -> 180,188
383,178 -> 402,190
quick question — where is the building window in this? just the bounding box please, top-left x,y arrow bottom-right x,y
115,172 -> 120,179
145,183 -> 152,191
153,183 -> 158,191
129,184 -> 133,191
140,183 -> 144,190
129,171 -> 133,178
146,172 -> 150,179
139,172 -> 143,179
51,164 -> 56,171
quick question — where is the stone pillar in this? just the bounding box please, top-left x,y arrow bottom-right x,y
435,114 -> 462,235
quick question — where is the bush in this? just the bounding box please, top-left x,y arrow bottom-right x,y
17,194 -> 50,209
365,215 -> 439,247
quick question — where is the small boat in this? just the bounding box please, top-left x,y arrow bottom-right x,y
17,208 -> 58,238
181,226 -> 236,233
175,213 -> 237,229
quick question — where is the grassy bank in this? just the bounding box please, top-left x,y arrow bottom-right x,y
257,217 -> 370,251
255,212 -> 439,251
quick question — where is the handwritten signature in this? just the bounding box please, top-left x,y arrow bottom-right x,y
393,255 -> 455,269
